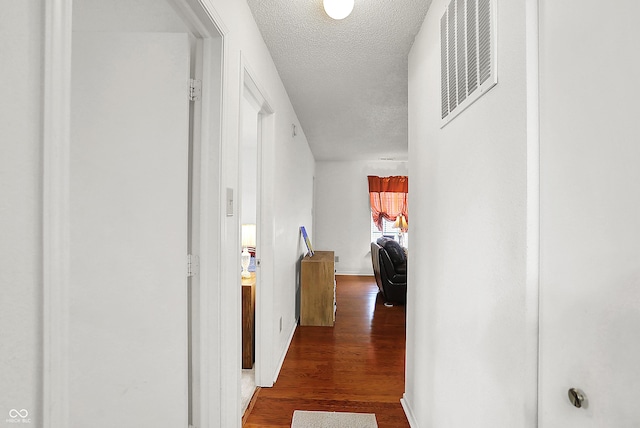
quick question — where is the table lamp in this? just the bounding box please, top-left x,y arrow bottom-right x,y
394,215 -> 408,247
241,224 -> 256,278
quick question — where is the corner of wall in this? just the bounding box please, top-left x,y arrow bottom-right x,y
400,394 -> 420,428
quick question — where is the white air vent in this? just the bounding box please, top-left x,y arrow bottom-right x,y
441,0 -> 497,126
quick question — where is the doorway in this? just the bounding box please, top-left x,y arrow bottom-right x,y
45,0 -> 226,426
68,3 -> 193,426
239,85 -> 260,414
239,62 -> 276,404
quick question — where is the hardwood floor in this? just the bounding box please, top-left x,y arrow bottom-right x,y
243,275 -> 409,428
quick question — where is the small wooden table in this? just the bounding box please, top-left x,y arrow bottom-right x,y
242,272 -> 256,369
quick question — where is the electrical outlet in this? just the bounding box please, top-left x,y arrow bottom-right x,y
279,317 -> 283,332
335,256 -> 339,263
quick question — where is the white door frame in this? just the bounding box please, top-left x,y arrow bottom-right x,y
239,57 -> 276,389
525,0 -> 541,426
42,1 -> 230,427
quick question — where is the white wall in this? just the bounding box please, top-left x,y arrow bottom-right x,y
71,0 -> 188,32
538,1 -> 640,426
269,112 -> 314,366
0,1 -> 43,424
1,0 -> 315,426
193,1 -> 316,424
405,0 -> 534,426
314,160 -> 408,275
240,94 -> 259,225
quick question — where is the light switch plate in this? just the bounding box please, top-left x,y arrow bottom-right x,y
226,188 -> 234,216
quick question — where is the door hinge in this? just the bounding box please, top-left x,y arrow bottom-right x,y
189,78 -> 202,101
187,254 -> 199,277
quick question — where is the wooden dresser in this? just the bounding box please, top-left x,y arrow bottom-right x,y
300,250 -> 335,326
242,272 -> 256,369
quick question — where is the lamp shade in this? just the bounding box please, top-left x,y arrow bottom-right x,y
323,0 -> 354,20
241,224 -> 256,248
394,215 -> 408,232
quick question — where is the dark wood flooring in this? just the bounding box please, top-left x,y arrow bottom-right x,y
243,275 -> 409,428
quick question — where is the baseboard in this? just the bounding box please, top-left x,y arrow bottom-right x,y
272,319 -> 297,384
401,394 -> 419,428
241,386 -> 261,426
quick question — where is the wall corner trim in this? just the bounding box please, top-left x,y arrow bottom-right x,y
271,321 -> 297,386
400,394 -> 419,428
525,0 -> 541,426
43,1 -> 72,427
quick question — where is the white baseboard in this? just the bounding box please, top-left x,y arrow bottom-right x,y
401,394 -> 419,428
272,319 -> 297,384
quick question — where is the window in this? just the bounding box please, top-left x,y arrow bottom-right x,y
368,175 -> 409,247
370,216 -> 409,248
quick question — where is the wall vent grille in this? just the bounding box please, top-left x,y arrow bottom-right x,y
441,0 -> 497,126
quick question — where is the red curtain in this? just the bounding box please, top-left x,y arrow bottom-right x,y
368,176 -> 408,231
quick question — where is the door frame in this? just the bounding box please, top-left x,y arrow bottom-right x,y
42,1 -> 230,427
524,0 -> 540,427
239,56 -> 276,389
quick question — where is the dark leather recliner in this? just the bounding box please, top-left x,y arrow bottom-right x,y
371,237 -> 407,304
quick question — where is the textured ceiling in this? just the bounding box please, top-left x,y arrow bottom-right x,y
246,0 -> 431,161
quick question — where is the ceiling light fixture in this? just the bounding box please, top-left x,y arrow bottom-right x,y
323,0 -> 354,20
